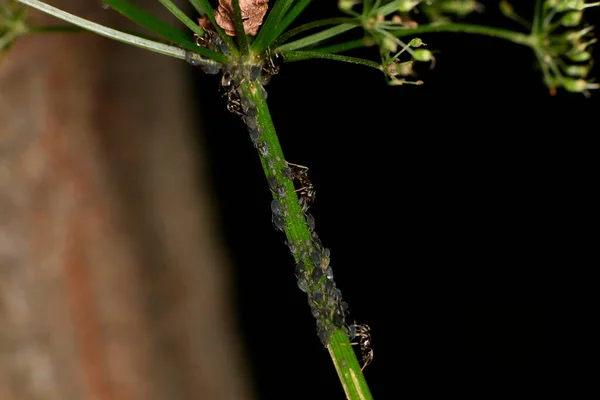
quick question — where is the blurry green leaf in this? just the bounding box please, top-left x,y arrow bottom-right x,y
157,0 -> 204,35
103,0 -> 195,49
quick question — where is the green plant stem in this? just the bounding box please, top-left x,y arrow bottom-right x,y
278,23 -> 358,52
315,22 -> 535,54
15,0 -> 227,63
241,80 -> 373,400
390,23 -> 533,44
284,50 -> 381,70
533,0 -> 542,35
329,330 -> 374,400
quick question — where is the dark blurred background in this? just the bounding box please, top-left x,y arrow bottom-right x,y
191,1 -> 598,399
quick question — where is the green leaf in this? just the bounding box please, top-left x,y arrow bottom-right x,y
251,0 -> 294,54
186,0 -> 205,15
103,0 -> 194,48
232,0 -> 248,54
277,23 -> 358,52
254,0 -> 314,54
157,0 -> 204,36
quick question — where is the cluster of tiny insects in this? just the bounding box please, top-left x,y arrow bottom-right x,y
193,29 -> 283,117
188,27 -> 372,371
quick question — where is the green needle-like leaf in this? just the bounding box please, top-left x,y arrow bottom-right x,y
15,0 -> 227,63
273,17 -> 355,47
157,0 -> 204,36
232,0 -> 248,54
186,0 -> 205,15
283,50 -> 381,70
103,0 -> 193,47
277,23 -> 357,52
262,0 -> 313,53
251,0 -> 294,54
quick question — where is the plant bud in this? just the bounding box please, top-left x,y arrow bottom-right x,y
563,65 -> 590,77
568,50 -> 591,62
562,77 -> 586,92
561,11 -> 583,26
397,0 -> 418,12
413,49 -> 433,62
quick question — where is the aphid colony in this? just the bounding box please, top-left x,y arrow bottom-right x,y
193,28 -> 283,118
189,28 -> 373,371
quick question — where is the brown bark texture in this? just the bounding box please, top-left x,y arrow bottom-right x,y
0,2 -> 253,400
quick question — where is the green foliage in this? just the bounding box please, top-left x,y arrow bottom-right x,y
1,0 -> 27,52
157,0 -> 204,35
103,0 -> 195,49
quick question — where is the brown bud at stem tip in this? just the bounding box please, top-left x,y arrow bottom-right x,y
214,0 -> 269,36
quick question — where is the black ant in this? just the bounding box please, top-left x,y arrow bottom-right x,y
218,71 -> 246,117
348,323 -> 373,372
286,162 -> 316,211
264,47 -> 284,76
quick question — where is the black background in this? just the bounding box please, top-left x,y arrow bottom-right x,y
189,1 -> 597,399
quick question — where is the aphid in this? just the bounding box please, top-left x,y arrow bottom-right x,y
286,161 -> 316,211
320,248 -> 331,271
310,250 -> 321,266
272,213 -> 285,231
294,261 -> 305,277
257,141 -> 269,157
311,266 -> 324,281
271,199 -> 283,215
325,265 -> 333,280
250,64 -> 262,80
281,166 -> 293,180
311,232 -> 323,251
268,176 -> 278,191
348,323 -> 373,371
276,184 -> 286,198
333,308 -> 345,327
297,278 -> 308,293
287,240 -> 298,255
305,212 -> 315,232
317,327 -> 330,344
249,128 -> 260,146
313,290 -> 323,303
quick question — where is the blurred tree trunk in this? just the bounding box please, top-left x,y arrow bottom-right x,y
0,2 -> 252,400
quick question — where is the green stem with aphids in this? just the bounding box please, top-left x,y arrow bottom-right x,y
243,79 -> 374,400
